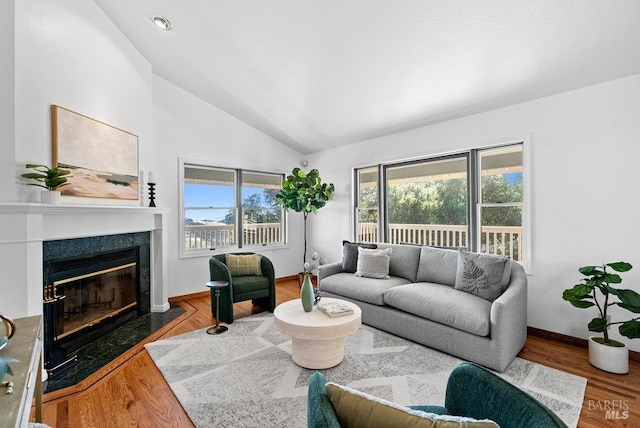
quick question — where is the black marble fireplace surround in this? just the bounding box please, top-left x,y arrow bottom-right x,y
42,232 -> 151,376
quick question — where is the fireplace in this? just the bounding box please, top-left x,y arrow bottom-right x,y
42,232 -> 151,376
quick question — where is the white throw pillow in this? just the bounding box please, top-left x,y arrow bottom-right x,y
355,247 -> 392,279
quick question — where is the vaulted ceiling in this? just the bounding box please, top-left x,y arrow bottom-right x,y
95,0 -> 640,154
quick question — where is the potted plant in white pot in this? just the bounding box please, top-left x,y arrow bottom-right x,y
21,163 -> 71,204
276,167 -> 334,311
562,262 -> 640,373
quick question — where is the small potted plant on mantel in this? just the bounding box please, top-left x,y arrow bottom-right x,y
21,163 -> 71,204
562,262 -> 640,374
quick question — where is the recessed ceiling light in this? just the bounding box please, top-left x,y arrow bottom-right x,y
150,14 -> 172,31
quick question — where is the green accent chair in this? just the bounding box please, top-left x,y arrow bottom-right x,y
308,362 -> 568,428
209,253 -> 276,324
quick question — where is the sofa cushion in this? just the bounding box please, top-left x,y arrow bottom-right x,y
320,272 -> 410,305
356,247 -> 392,279
342,241 -> 377,273
384,283 -> 493,336
454,251 -> 511,302
376,243 -> 422,282
326,382 -> 498,428
225,253 -> 262,276
416,246 -> 459,286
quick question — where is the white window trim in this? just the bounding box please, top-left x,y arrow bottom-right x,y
178,157 -> 289,259
350,134 -> 532,274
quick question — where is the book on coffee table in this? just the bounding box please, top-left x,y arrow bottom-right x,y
318,301 -> 354,318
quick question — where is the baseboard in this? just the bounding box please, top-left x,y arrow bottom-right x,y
528,326 -> 640,363
168,290 -> 210,303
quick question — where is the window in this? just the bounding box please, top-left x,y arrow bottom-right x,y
355,167 -> 379,242
241,172 -> 284,246
181,161 -> 285,256
385,155 -> 468,247
478,145 -> 523,261
354,142 -> 526,264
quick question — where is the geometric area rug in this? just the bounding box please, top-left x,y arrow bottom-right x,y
145,313 -> 587,428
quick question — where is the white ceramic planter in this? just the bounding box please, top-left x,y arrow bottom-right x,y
41,190 -> 61,205
588,336 -> 629,374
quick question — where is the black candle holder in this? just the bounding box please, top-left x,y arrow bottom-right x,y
148,182 -> 156,207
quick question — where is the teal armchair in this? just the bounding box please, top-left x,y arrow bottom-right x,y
308,363 -> 567,428
209,253 -> 276,324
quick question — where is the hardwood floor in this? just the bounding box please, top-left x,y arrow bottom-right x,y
37,278 -> 639,427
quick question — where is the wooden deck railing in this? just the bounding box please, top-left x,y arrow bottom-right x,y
186,222 -> 522,261
185,223 -> 282,250
359,223 -> 522,261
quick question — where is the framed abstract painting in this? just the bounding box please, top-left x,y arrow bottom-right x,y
52,105 -> 139,200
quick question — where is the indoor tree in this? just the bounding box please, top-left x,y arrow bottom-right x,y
276,168 -> 335,266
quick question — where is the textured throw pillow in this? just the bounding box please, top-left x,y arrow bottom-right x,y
342,241 -> 377,273
225,254 -> 262,276
326,382 -> 498,428
454,250 -> 510,301
355,247 -> 392,279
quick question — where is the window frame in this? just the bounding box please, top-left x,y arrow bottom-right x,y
352,139 -> 531,272
179,158 -> 287,259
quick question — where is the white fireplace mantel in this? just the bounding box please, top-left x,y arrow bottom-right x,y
0,203 -> 170,319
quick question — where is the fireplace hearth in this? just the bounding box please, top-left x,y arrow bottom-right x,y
42,232 -> 151,376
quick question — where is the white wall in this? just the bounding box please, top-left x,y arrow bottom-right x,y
14,0 -> 153,204
152,75 -> 305,297
0,1 -> 16,202
0,0 -> 153,317
6,0 -> 307,311
309,74 -> 640,352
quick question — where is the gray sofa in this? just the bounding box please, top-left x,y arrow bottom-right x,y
317,243 -> 527,372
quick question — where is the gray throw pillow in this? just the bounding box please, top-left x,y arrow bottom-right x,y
342,241 -> 377,273
417,246 -> 459,285
454,250 -> 511,301
355,247 -> 392,279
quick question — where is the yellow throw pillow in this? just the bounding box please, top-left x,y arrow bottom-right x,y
225,254 -> 263,276
326,382 -> 498,428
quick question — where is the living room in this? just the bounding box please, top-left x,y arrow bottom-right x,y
1,1 -> 639,427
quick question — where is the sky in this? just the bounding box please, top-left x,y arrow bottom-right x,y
185,183 -> 263,222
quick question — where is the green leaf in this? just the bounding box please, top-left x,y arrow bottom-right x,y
607,262 -> 632,273
616,289 -> 640,311
617,303 -> 640,314
603,273 -> 622,284
579,266 -> 602,276
562,284 -> 591,301
588,317 -> 607,332
619,320 -> 640,339
569,300 -> 595,309
21,172 -> 47,180
586,278 -> 604,286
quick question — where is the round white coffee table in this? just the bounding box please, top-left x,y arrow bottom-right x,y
273,298 -> 361,369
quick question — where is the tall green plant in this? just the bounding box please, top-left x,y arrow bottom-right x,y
562,262 -> 640,345
21,164 -> 71,191
276,168 -> 334,266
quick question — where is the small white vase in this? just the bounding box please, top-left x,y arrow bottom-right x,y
41,190 -> 61,205
588,336 -> 629,374
40,190 -> 60,205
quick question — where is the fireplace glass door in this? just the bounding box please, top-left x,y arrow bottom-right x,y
53,262 -> 138,340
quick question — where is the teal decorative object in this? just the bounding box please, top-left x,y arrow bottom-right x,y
0,356 -> 19,383
301,274 -> 314,312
